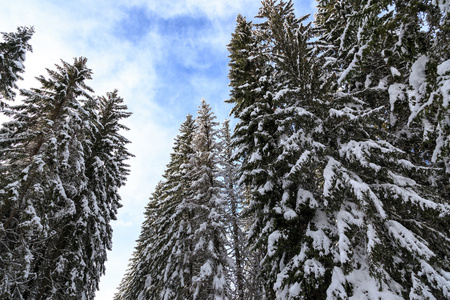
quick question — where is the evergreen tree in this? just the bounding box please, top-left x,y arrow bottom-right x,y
229,0 -> 449,298
310,0 -> 449,298
0,57 -> 94,299
0,26 -> 34,107
226,14 -> 269,299
115,182 -> 162,300
228,1 -> 326,298
117,100 -> 230,300
219,120 -> 245,300
0,58 -> 132,299
115,115 -> 197,300
76,90 -> 132,299
188,99 -> 229,300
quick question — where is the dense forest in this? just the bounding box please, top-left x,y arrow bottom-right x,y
1,0 -> 449,299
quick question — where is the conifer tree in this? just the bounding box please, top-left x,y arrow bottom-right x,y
310,0 -> 450,298
115,182 -> 162,300
226,14 -> 270,299
115,115 -> 197,300
228,1 -> 326,298
0,57 -> 94,299
0,26 -> 34,107
188,99 -> 229,300
219,120 -> 245,300
229,0 -> 449,298
117,100 -> 230,300
0,58 -> 132,299
74,90 -> 132,299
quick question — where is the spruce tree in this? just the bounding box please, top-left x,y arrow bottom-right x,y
226,14 -> 269,299
0,26 -> 34,107
76,90 -> 132,299
0,57 -> 94,299
117,100 -> 230,300
228,0 -> 449,298
188,99 -> 229,300
115,182 -> 162,300
115,115 -> 197,300
0,58 -> 132,299
228,1 -> 326,298
219,120 -> 245,300
311,0 -> 450,298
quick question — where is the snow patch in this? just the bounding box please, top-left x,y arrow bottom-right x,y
409,56 -> 429,91
387,220 -> 435,259
283,209 -> 297,220
267,230 -> 283,257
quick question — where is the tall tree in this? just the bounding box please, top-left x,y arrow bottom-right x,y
115,182 -> 163,300
75,90 -> 132,299
228,0 -> 449,298
219,120 -> 245,300
310,0 -> 450,298
0,26 -> 34,107
0,58 -> 132,299
0,57 -> 94,299
226,14 -> 269,299
117,100 -> 230,300
228,1 -> 327,298
115,115 -> 197,300
188,99 -> 229,300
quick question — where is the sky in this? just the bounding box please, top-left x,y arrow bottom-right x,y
1,0 -> 316,298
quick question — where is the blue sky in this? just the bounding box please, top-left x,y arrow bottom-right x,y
0,0 -> 316,298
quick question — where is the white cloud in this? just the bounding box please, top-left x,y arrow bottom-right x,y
118,0 -> 260,19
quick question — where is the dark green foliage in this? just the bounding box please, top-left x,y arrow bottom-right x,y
115,183 -> 163,300
228,0 -> 449,299
0,57 -> 132,299
0,26 -> 34,107
116,114 -> 198,300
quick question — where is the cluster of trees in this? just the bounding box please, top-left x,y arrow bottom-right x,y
2,0 -> 448,298
118,0 -> 449,299
0,27 -> 132,299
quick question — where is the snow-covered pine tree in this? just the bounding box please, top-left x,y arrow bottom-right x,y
115,115 -> 197,300
218,119 -> 247,300
309,0 -> 450,298
228,0 -> 449,298
189,99 -> 229,300
228,1 -> 329,298
115,182 -> 162,300
0,57 -> 130,299
226,14 -> 270,300
117,102 -> 229,300
227,6 -> 283,299
74,90 -> 132,299
0,26 -> 34,107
